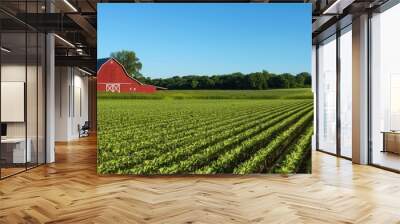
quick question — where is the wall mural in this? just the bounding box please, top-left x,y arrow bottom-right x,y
97,3 -> 313,175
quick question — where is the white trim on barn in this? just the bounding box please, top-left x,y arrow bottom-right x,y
105,83 -> 121,93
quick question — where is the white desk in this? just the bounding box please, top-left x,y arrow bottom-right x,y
1,138 -> 31,163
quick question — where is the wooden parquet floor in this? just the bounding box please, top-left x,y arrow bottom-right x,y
1,135 -> 400,224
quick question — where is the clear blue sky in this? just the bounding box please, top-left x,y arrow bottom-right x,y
98,4 -> 311,78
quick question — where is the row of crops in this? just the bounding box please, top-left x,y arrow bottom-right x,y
98,96 -> 313,174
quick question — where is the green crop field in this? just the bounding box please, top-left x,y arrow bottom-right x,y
97,89 -> 313,175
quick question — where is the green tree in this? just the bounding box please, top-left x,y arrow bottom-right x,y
268,75 -> 288,88
280,73 -> 296,88
191,80 -> 199,89
110,50 -> 143,79
296,72 -> 311,87
143,69 -> 310,90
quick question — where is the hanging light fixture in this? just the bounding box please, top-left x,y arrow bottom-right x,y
63,0 -> 78,12
54,34 -> 75,48
1,47 -> 11,53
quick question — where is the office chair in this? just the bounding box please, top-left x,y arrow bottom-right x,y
79,121 -> 90,138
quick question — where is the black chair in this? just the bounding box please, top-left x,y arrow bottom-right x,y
79,121 -> 90,138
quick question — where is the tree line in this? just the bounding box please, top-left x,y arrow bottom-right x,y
109,50 -> 311,90
140,71 -> 311,90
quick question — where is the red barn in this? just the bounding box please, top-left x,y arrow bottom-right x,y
97,58 -> 160,93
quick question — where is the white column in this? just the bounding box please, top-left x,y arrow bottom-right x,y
352,14 -> 369,164
46,32 -> 55,163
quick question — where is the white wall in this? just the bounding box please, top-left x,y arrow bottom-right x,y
1,63 -> 46,164
55,67 -> 89,141
72,72 -> 89,138
1,65 -> 26,140
55,66 -> 70,141
1,65 -> 40,138
1,64 -> 26,81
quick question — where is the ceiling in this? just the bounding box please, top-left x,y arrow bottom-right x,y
0,0 -> 98,73
311,0 -> 390,43
0,0 -> 393,72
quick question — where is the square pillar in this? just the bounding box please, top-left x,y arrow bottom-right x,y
352,14 -> 369,164
46,33 -> 55,163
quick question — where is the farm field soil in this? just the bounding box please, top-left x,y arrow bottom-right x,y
97,90 -> 313,175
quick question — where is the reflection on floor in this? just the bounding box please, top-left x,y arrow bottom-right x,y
0,135 -> 400,223
0,167 -> 25,178
373,150 -> 400,171
0,163 -> 42,179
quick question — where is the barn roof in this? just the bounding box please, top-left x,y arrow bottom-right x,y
98,58 -> 144,84
97,57 -> 167,90
97,58 -> 109,71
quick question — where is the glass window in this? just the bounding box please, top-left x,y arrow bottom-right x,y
371,3 -> 400,171
339,26 -> 352,158
0,1 -> 46,179
317,35 -> 337,154
1,30 -> 28,177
